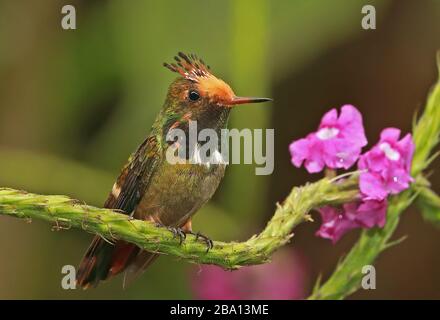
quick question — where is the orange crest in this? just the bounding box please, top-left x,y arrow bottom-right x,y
164,52 -> 235,104
164,52 -> 211,82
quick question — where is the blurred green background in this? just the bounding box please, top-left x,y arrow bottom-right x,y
0,0 -> 439,299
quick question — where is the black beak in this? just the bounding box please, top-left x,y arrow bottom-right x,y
229,96 -> 273,105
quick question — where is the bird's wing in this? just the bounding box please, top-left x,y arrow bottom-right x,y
104,134 -> 161,214
77,134 -> 162,288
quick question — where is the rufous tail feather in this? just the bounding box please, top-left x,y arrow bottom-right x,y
76,237 -> 138,289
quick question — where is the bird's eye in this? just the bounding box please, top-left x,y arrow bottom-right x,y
188,90 -> 200,101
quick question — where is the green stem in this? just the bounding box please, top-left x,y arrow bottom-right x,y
0,175 -> 358,270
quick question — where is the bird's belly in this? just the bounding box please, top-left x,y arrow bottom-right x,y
135,162 -> 225,226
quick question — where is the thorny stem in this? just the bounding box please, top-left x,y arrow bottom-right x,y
0,174 -> 358,269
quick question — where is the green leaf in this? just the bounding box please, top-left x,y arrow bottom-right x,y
417,186 -> 440,226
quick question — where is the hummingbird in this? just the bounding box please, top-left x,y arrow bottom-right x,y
76,52 -> 271,288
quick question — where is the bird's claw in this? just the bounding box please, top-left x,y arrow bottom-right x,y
154,223 -> 212,250
167,227 -> 186,245
188,231 -> 213,252
155,223 -> 186,245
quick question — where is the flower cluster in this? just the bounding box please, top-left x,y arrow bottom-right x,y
289,105 -> 414,243
358,128 -> 414,200
290,105 -> 367,173
315,199 -> 387,243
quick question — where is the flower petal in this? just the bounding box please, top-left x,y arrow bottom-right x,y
359,171 -> 388,200
384,167 -> 413,195
338,105 -> 368,147
380,127 -> 401,142
354,199 -> 387,228
396,133 -> 415,172
323,138 -> 362,169
315,206 -> 358,244
318,218 -> 358,244
359,148 -> 387,172
320,108 -> 338,127
304,158 -> 325,173
289,138 -> 310,168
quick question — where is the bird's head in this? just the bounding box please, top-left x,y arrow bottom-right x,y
163,52 -> 271,116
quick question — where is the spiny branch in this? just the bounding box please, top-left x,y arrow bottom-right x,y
0,176 -> 359,269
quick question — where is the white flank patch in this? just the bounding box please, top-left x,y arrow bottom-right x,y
191,144 -> 227,168
212,149 -> 226,164
192,144 -> 203,165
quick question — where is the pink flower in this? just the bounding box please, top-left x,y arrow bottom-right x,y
190,249 -> 308,300
289,105 -> 367,173
358,128 -> 415,200
316,199 -> 387,243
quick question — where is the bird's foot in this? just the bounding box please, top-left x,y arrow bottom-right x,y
187,231 -> 213,252
155,223 -> 186,245
169,227 -> 187,244
154,222 -> 212,251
